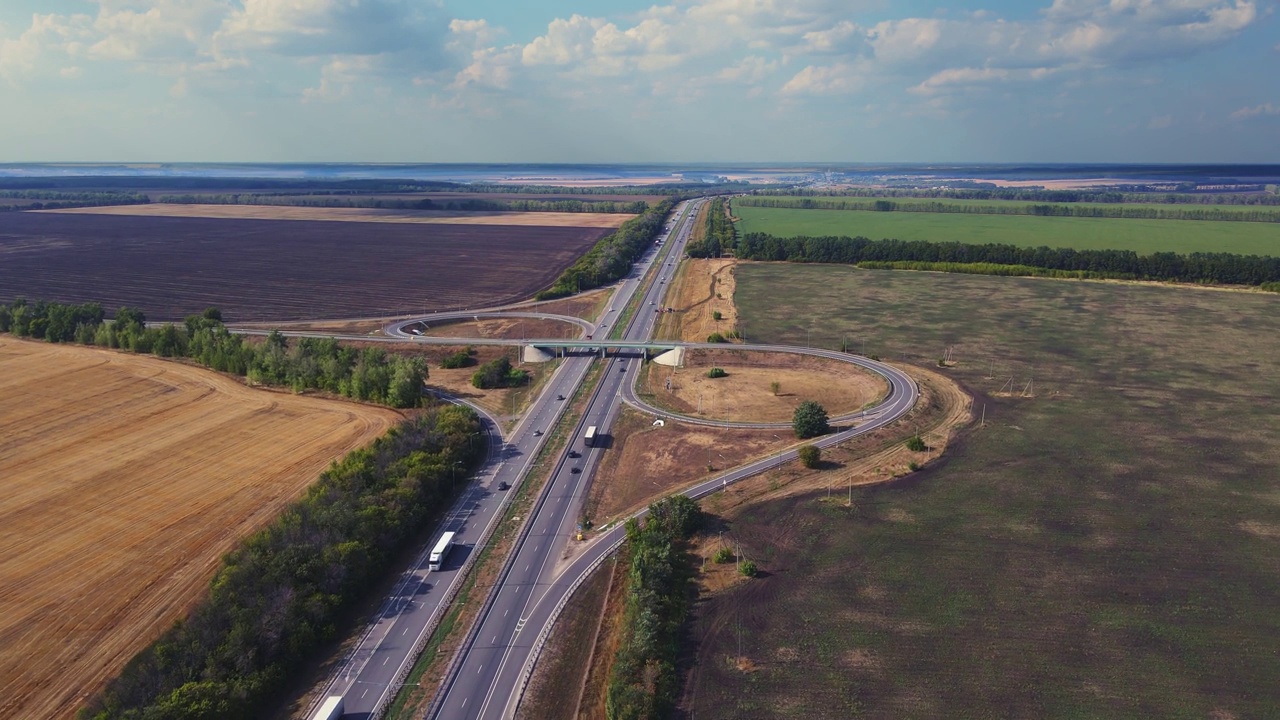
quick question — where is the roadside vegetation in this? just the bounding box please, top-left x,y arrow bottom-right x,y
686,197 -> 737,258
84,406 -> 485,720
537,199 -> 675,300
606,496 -> 703,720
682,263 -> 1280,718
0,300 -> 429,407
734,232 -> 1280,287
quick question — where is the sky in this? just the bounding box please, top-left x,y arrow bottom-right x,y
0,0 -> 1277,163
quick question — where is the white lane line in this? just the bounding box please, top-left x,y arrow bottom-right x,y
477,664 -> 485,675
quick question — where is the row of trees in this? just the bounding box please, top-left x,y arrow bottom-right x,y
84,407 -> 485,720
736,232 -> 1280,286
155,194 -> 647,214
686,197 -> 738,257
1,300 -> 430,408
537,199 -> 676,299
752,187 -> 1280,205
736,196 -> 1280,222
606,496 -> 703,720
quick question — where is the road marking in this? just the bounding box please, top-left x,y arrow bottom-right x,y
477,664 -> 484,674
361,689 -> 368,699
461,697 -> 468,709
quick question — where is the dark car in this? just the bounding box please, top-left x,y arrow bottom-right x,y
568,450 -> 581,458
556,394 -> 565,401
570,467 -> 581,474
497,481 -> 510,491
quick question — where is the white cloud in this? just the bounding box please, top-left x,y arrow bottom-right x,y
1148,113 -> 1173,129
716,55 -> 777,83
521,14 -> 605,66
781,61 -> 867,95
1231,102 -> 1280,119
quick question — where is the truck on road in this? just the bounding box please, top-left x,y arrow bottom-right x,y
584,425 -> 598,448
310,696 -> 344,720
428,531 -> 456,571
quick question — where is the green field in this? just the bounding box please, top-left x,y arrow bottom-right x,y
734,204 -> 1280,255
739,195 -> 1280,216
685,265 -> 1280,719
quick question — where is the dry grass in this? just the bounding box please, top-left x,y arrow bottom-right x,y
642,349 -> 887,423
655,259 -> 739,343
0,338 -> 399,720
419,317 -> 581,341
584,408 -> 794,524
44,204 -> 635,228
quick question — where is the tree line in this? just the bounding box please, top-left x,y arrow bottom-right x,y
736,196 -> 1280,223
686,197 -> 738,257
83,406 -> 485,720
0,300 -> 429,408
606,495 -> 702,720
537,198 -> 676,300
753,187 -> 1280,206
0,190 -> 150,212
155,194 -> 648,214
735,232 -> 1280,286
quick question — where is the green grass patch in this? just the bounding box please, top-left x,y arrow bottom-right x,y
684,265 -> 1280,719
734,204 -> 1280,256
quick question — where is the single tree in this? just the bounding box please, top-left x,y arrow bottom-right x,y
798,444 -> 820,468
739,559 -> 758,577
906,435 -> 927,452
769,380 -> 781,396
792,400 -> 830,439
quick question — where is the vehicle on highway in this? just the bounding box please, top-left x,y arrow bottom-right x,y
567,450 -> 581,458
428,531 -> 456,572
570,467 -> 581,474
584,425 -> 598,447
533,429 -> 543,436
556,394 -> 565,401
497,481 -> 510,491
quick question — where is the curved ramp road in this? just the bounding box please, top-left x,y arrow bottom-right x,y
426,212 -> 918,718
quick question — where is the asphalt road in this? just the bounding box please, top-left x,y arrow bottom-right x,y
304,200 -> 702,720
424,200 -> 705,720
428,201 -> 919,719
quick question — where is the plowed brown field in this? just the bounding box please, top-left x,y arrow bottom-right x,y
0,338 -> 399,719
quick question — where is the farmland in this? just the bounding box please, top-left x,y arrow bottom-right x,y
0,211 -> 612,321
0,338 -> 399,720
734,204 -> 1280,255
47,203 -> 636,227
681,263 -> 1280,718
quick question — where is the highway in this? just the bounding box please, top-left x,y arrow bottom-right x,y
303,200 -> 702,719
427,200 -> 918,719
293,194 -> 919,720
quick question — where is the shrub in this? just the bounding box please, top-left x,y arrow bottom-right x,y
739,559 -> 758,577
793,400 -> 830,439
908,461 -> 921,472
707,367 -> 727,378
441,347 -> 476,369
707,332 -> 727,343
906,435 -> 927,452
770,380 -> 781,396
471,355 -> 527,389
798,444 -> 820,468
713,547 -> 734,563
712,310 -> 723,320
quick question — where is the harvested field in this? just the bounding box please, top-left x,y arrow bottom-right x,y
0,338 -> 399,720
642,349 -> 887,423
0,213 -> 610,321
655,259 -> 739,343
46,204 -> 634,228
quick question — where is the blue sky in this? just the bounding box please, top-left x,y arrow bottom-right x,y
0,0 -> 1277,163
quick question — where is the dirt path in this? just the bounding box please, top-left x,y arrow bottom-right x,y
0,339 -> 399,720
655,259 -> 739,342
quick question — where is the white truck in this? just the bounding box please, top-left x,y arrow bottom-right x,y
310,696 -> 344,720
428,531 -> 456,571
